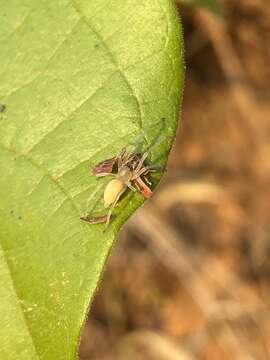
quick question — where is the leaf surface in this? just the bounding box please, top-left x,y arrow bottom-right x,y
0,0 -> 184,358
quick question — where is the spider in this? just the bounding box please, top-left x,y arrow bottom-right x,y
80,146 -> 154,228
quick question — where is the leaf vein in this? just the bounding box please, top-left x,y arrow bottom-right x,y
71,3 -> 149,144
0,142 -> 81,217
26,69 -> 120,155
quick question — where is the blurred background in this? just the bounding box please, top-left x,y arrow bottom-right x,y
80,0 -> 270,358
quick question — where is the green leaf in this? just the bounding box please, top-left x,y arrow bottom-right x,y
0,0 -> 184,359
179,0 -> 223,17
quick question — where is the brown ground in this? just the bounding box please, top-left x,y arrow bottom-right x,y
80,1 -> 270,359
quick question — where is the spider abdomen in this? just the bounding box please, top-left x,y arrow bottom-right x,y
104,179 -> 126,208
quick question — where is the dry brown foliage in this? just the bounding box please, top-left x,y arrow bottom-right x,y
80,1 -> 270,358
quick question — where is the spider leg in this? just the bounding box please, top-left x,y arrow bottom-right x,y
80,183 -> 105,222
134,177 -> 153,198
122,147 -> 136,166
148,164 -> 163,172
134,151 -> 149,172
133,165 -> 151,179
125,144 -> 136,158
134,182 -> 141,191
86,182 -> 104,211
117,147 -> 127,168
95,172 -> 116,178
81,214 -> 108,224
143,175 -> 152,185
126,182 -> 137,192
136,164 -> 163,178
